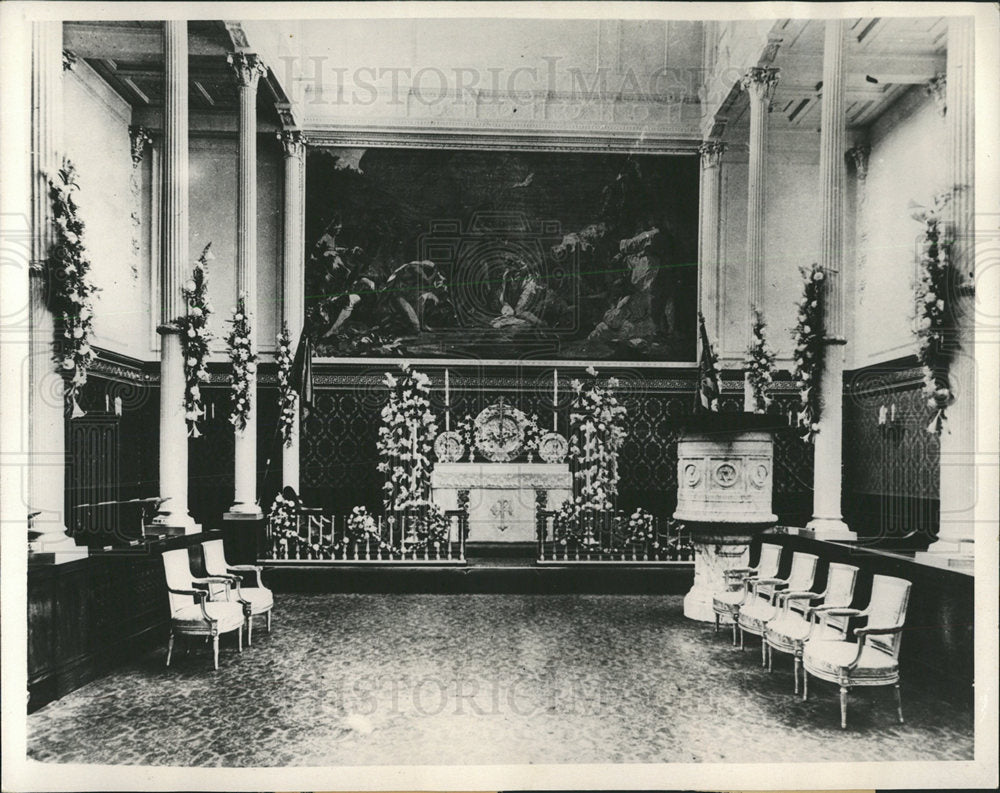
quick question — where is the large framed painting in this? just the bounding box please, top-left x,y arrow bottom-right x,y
304,147 -> 699,363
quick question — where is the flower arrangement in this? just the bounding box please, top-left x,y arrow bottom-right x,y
177,243 -> 214,436
268,492 -> 300,558
276,322 -> 297,446
226,295 -> 257,431
745,306 -> 776,413
792,263 -> 826,441
911,195 -> 956,434
568,366 -> 627,511
46,160 -> 100,417
376,363 -> 439,510
551,501 -> 664,558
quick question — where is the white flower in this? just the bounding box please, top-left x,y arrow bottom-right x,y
191,306 -> 203,317
813,270 -> 824,281
246,362 -> 257,373
187,328 -> 196,337
924,292 -> 937,304
190,386 -> 201,400
802,325 -> 811,335
936,299 -> 945,311
585,366 -> 597,377
62,358 -> 75,370
187,357 -> 197,367
184,280 -> 197,293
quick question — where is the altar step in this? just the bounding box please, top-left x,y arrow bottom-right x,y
262,557 -> 693,594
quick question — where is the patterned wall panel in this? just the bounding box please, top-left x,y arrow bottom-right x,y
843,359 -> 940,547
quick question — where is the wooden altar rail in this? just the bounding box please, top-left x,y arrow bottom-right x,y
264,510 -> 467,564
536,510 -> 692,564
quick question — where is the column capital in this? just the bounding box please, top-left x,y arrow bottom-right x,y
227,51 -> 267,89
278,129 -> 307,160
845,144 -> 870,181
740,67 -> 779,101
698,140 -> 727,169
925,72 -> 947,116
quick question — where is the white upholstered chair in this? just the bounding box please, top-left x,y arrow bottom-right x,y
712,542 -> 782,645
763,561 -> 859,692
738,551 -> 819,663
802,573 -> 912,728
202,538 -> 273,645
161,547 -> 244,670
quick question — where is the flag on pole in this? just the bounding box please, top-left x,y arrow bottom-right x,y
696,312 -> 720,413
290,329 -> 313,420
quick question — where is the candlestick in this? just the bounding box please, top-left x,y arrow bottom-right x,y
410,421 -> 418,493
553,369 -> 558,431
105,394 -> 110,412
445,369 -> 451,431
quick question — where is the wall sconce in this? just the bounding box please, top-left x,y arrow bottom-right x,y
878,402 -> 899,436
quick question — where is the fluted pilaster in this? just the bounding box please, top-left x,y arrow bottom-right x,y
152,21 -> 199,533
934,16 -> 976,553
807,19 -> 854,540
280,129 -> 306,491
227,52 -> 266,518
28,21 -> 86,560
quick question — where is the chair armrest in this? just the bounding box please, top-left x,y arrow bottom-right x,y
192,576 -> 234,601
227,565 -> 263,587
168,587 -> 207,600
782,590 -> 822,601
754,577 -> 787,587
821,607 -> 864,617
724,567 -> 755,579
854,625 -> 905,637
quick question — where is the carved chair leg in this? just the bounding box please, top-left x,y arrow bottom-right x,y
802,669 -> 808,701
212,636 -> 220,670
266,609 -> 271,633
238,625 -> 243,653
894,683 -> 904,724
839,685 -> 849,729
767,644 -> 773,672
793,656 -> 800,695
247,615 -> 253,647
166,630 -> 174,667
739,627 -> 745,651
731,619 -> 737,647
714,613 -> 720,633
761,637 -> 766,666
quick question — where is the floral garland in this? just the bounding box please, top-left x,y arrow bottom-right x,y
376,363 -> 438,510
177,243 -> 214,436
568,366 -> 627,511
792,263 -> 826,441
552,501 -> 662,555
226,295 -> 257,430
46,160 -> 100,418
276,322 -> 297,446
745,306 -> 776,413
911,195 -> 956,434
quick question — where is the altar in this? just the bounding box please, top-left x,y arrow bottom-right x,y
431,463 -> 572,543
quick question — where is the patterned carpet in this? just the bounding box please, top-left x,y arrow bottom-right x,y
27,594 -> 974,766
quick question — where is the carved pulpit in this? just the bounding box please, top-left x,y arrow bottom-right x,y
431,400 -> 571,543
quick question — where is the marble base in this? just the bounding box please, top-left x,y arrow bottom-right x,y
28,533 -> 88,565
806,516 -> 857,541
683,537 -> 751,622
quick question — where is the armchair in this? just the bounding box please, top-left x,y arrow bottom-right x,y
201,538 -> 273,645
161,548 -> 244,670
802,574 -> 912,728
711,542 -> 781,646
763,562 -> 859,692
737,551 -> 818,664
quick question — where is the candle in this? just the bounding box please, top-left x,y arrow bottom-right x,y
445,369 -> 451,432
890,403 -> 896,422
878,405 -> 887,426
410,421 -> 418,492
105,394 -> 110,412
553,369 -> 559,431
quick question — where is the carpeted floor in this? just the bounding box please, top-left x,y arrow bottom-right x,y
27,593 -> 974,766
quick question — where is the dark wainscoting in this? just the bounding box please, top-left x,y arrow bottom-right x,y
300,364 -> 815,525
843,356 -> 941,549
27,532 -> 222,713
760,531 -> 973,689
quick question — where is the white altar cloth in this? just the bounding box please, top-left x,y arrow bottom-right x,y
430,463 -> 572,543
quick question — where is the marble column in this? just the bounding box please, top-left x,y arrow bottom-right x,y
226,52 -> 266,519
279,129 -> 306,492
934,17 -> 976,555
741,67 -> 778,411
807,19 -> 855,540
698,140 -> 726,343
28,21 -> 87,560
151,21 -> 199,533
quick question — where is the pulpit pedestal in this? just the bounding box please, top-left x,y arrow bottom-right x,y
673,414 -> 782,622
